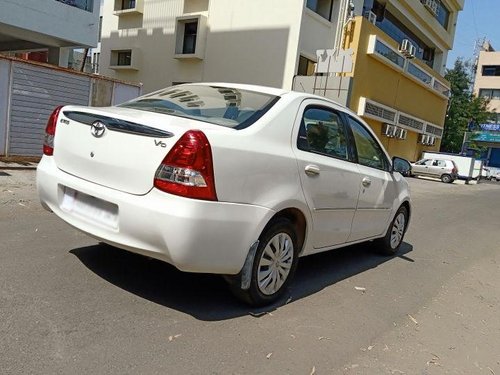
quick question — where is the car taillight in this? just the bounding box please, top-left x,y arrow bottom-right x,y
452,167 -> 457,174
154,130 -> 217,201
43,106 -> 63,156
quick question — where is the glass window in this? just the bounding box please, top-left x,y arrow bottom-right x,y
347,116 -> 389,171
119,85 -> 279,129
306,0 -> 333,21
117,51 -> 131,66
479,88 -> 500,99
415,159 -> 430,165
436,160 -> 447,167
482,66 -> 500,76
297,55 -> 316,76
436,1 -> 450,29
122,0 -> 136,10
297,107 -> 349,160
368,1 -> 435,68
183,21 -> 198,54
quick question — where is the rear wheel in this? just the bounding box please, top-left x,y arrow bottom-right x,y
441,174 -> 453,183
227,218 -> 299,306
375,206 -> 408,255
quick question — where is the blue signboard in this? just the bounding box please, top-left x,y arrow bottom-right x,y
479,123 -> 500,131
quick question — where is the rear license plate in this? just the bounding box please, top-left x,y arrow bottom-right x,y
60,186 -> 118,230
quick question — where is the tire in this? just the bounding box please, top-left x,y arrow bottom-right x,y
441,174 -> 453,183
375,206 -> 408,255
227,218 -> 299,306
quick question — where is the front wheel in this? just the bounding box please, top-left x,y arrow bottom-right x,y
375,206 -> 408,255
227,218 -> 299,306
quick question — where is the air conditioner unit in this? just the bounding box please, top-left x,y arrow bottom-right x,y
363,10 -> 377,25
395,128 -> 408,140
419,134 -> 428,144
422,0 -> 438,17
399,39 -> 416,59
382,124 -> 396,137
428,136 -> 436,146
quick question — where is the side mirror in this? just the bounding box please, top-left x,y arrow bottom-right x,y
392,156 -> 411,176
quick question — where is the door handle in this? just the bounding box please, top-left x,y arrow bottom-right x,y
304,165 -> 320,176
362,177 -> 371,187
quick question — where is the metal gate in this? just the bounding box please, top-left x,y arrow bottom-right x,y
8,62 -> 91,156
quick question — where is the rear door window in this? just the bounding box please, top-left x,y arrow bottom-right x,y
297,106 -> 350,161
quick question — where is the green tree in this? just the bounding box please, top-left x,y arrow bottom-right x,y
441,58 -> 490,153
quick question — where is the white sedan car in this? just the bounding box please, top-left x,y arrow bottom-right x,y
37,83 -> 411,306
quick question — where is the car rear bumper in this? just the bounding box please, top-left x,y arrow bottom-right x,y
37,157 -> 275,275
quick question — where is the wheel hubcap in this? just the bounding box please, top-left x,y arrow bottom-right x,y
257,233 -> 294,296
390,213 -> 405,249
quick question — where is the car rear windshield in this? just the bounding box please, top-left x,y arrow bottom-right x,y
119,85 -> 280,129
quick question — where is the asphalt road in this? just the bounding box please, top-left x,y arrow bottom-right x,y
1,170 -> 500,374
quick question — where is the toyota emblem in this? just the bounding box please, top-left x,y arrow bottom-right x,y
90,121 -> 106,138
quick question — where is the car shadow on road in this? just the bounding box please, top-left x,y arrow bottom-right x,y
70,241 -> 413,321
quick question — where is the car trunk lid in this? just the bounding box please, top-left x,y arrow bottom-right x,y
53,106 -> 215,195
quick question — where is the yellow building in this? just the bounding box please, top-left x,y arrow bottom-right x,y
341,0 -> 464,161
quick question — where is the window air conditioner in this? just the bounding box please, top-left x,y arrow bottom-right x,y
395,128 -> 408,140
422,0 -> 438,17
399,39 -> 416,59
363,10 -> 377,25
419,134 -> 428,144
382,124 -> 396,137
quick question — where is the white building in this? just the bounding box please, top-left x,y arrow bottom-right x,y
0,0 -> 101,67
473,43 -> 500,167
99,0 -> 350,93
475,44 -> 500,123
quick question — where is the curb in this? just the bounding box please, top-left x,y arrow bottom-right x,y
0,163 -> 38,170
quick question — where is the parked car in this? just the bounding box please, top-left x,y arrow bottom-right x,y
491,171 -> 500,181
37,83 -> 412,306
410,158 -> 458,183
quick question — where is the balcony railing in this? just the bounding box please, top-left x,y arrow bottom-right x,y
55,0 -> 93,12
367,35 -> 450,99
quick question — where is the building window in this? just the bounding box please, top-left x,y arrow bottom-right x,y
121,0 -> 136,10
56,0 -> 93,12
117,51 -> 132,66
182,21 -> 198,54
479,89 -> 500,100
297,55 -> 316,76
436,1 -> 450,29
482,66 -> 500,76
92,53 -> 100,73
175,15 -> 206,59
306,0 -> 333,21
367,1 -> 435,68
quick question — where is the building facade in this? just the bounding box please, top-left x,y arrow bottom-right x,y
473,44 -> 500,167
99,0 -> 350,92
341,0 -> 464,161
0,0 -> 100,68
99,0 -> 463,161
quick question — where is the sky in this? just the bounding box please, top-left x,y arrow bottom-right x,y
447,0 -> 500,68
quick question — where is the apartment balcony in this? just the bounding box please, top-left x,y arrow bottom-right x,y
0,0 -> 99,51
55,0 -> 94,12
366,34 -> 450,99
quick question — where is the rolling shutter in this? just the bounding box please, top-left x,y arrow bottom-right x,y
9,62 -> 90,156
